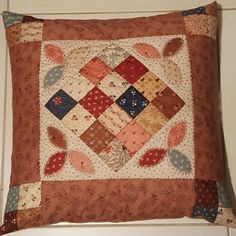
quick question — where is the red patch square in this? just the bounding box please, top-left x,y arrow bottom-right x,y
79,87 -> 113,118
194,180 -> 218,208
0,211 -> 18,235
80,57 -> 112,85
114,55 -> 148,84
152,87 -> 185,119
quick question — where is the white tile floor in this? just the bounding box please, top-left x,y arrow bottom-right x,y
0,0 -> 236,235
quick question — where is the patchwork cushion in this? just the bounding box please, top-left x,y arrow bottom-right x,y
1,2 -> 236,234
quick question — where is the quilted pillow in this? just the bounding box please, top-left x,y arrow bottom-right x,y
1,1 -> 236,234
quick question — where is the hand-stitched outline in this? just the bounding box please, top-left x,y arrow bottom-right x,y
139,121 -> 191,173
44,126 -> 95,176
133,38 -> 184,86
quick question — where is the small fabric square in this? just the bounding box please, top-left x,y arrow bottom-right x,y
115,86 -> 149,118
62,104 -> 96,136
5,186 -> 20,213
98,103 -> 132,135
98,43 -> 129,69
217,181 -> 231,208
2,11 -> 23,28
184,15 -> 217,40
6,24 -> 21,47
181,6 -> 206,16
133,71 -> 167,101
80,120 -> 115,154
17,208 -> 43,230
117,120 -> 151,156
194,180 -> 218,208
80,57 -> 112,85
20,22 -> 43,43
97,72 -> 130,100
79,87 -> 113,118
62,76 -> 94,102
151,87 -> 185,119
99,138 -> 132,171
135,103 -> 168,135
22,15 -> 44,23
0,211 -> 18,234
114,55 -> 149,84
18,182 -> 41,210
45,89 -> 78,120
192,206 -> 218,223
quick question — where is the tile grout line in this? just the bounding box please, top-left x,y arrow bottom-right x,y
0,8 -> 236,16
0,0 -> 9,224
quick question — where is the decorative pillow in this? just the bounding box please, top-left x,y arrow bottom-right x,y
1,1 -> 236,234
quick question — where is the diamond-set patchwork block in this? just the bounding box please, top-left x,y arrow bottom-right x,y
114,55 -> 149,84
98,43 -> 129,69
98,103 -> 132,135
80,57 -> 112,85
151,87 -> 185,119
116,120 -> 151,156
62,104 -> 96,136
45,89 -> 78,120
97,72 -> 130,100
44,43 -> 186,172
80,120 -> 115,154
115,86 -> 149,118
79,87 -> 114,118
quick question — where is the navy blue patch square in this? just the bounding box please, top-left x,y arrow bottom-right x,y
115,86 -> 149,118
45,89 -> 77,120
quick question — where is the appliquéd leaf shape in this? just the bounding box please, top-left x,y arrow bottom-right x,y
44,65 -> 64,87
47,126 -> 67,149
66,47 -> 90,68
133,43 -> 160,59
44,151 -> 67,176
163,38 -> 184,57
139,149 -> 166,167
68,151 -> 94,174
44,44 -> 65,64
160,58 -> 182,86
167,149 -> 191,173
167,122 -> 186,148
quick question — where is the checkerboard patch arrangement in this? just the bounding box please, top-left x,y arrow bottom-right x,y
1,2 -> 236,235
40,37 -> 191,179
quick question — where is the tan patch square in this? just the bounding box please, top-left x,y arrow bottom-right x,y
20,22 -> 43,43
97,72 -> 130,100
135,103 -> 168,135
62,104 -> 96,136
98,103 -> 132,135
62,76 -> 94,102
18,182 -> 41,210
133,71 -> 167,101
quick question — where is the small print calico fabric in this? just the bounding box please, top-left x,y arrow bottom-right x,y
1,2 -> 236,235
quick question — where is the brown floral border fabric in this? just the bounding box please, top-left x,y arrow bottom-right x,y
1,2 -> 236,235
